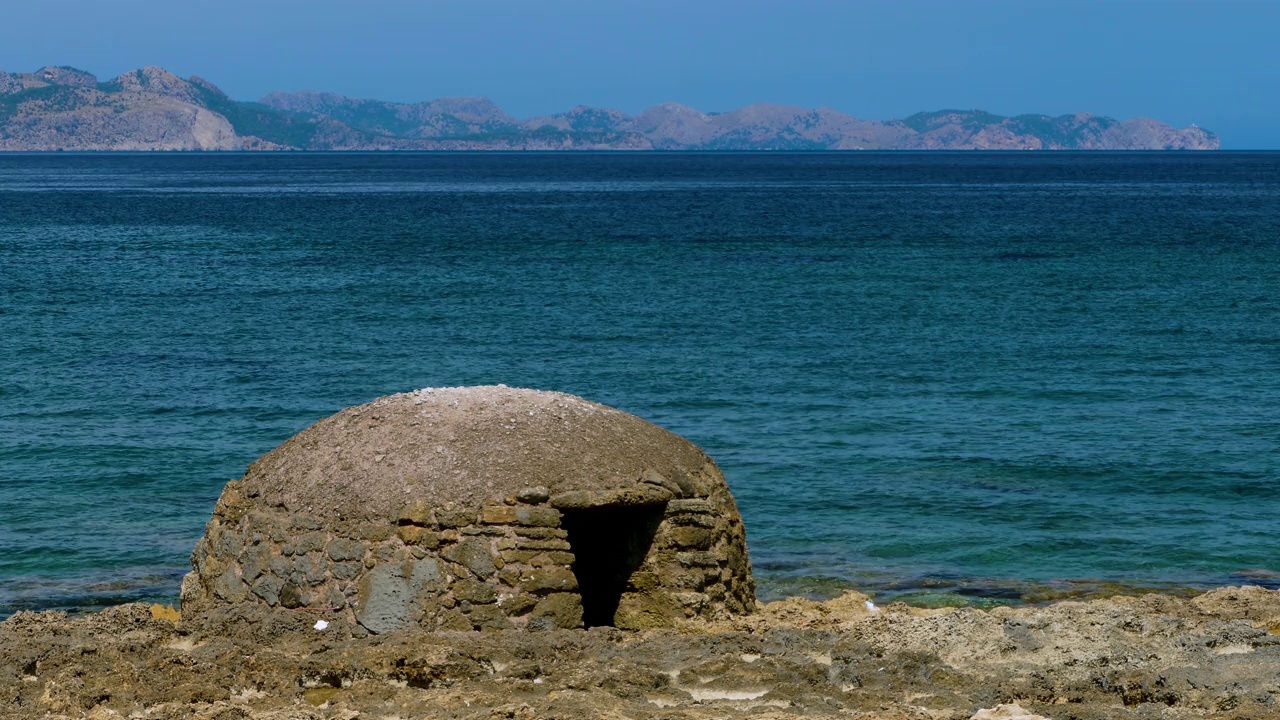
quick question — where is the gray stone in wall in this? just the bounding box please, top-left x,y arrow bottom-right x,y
213,567 -> 249,603
330,561 -> 362,581
268,520 -> 289,543
352,522 -> 394,542
443,537 -> 497,579
295,531 -> 327,555
216,527 -> 245,557
242,544 -> 272,582
326,537 -> 365,562
514,506 -> 561,527
252,575 -> 284,606
268,556 -> 291,576
290,515 -> 322,531
411,557 -> 441,589
268,555 -> 291,577
317,584 -> 345,610
669,470 -> 696,498
641,469 -> 690,498
355,559 -> 443,634
293,554 -> 327,585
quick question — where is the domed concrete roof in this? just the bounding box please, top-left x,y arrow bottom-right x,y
239,386 -> 711,522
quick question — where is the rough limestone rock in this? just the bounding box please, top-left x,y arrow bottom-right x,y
109,66 -> 204,104
181,386 -> 756,634
7,586 -> 1280,718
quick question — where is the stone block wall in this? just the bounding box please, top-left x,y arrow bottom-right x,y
181,461 -> 754,634
608,463 -> 755,628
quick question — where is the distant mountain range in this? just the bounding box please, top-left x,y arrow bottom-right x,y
0,66 -> 1219,151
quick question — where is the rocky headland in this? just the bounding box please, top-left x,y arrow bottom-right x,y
0,65 -> 1220,151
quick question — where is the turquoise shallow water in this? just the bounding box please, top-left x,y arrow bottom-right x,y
1,152 -> 1278,615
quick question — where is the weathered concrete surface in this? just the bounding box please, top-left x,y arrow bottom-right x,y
3,586 -> 1279,719
234,386 -> 713,520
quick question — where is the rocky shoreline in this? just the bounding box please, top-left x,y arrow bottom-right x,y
3,585 -> 1279,719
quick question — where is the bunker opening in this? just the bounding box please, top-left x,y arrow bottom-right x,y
559,503 -> 666,628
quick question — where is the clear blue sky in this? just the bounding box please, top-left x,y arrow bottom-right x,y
2,0 -> 1276,147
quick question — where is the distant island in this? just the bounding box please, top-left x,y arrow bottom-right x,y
0,65 -> 1219,151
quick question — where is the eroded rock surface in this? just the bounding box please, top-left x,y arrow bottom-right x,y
3,586 -> 1279,719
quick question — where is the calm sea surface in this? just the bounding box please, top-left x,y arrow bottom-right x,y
1,152 -> 1277,615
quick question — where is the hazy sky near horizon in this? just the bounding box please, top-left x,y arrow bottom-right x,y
2,0 -> 1277,148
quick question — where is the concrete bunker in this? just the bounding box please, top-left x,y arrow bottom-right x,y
181,386 -> 755,633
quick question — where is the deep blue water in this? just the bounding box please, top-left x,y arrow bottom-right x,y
1,152 -> 1278,615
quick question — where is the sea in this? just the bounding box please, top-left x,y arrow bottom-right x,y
1,151 -> 1277,617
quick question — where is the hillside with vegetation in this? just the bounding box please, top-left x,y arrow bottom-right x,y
0,65 -> 1220,151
